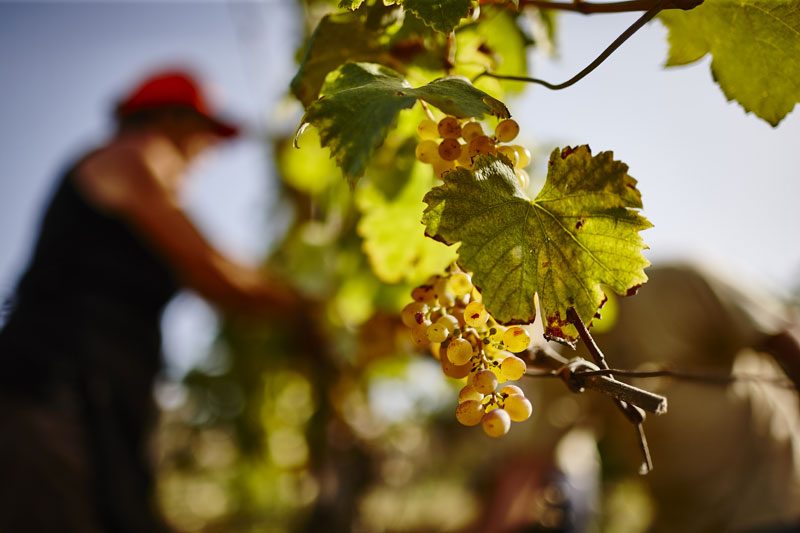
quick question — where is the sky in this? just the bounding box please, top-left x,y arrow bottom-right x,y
1,2 -> 799,373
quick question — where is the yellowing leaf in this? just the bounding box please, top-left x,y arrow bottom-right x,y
357,161 -> 458,284
422,148 -> 651,344
660,0 -> 800,126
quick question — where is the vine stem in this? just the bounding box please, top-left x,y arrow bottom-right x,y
474,0 -> 703,91
566,307 -> 654,474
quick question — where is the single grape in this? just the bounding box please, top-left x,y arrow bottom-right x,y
429,342 -> 441,360
468,135 -> 495,158
513,145 -> 531,167
463,301 -> 488,327
497,145 -> 519,166
503,326 -> 531,352
495,119 -> 520,142
482,408 -> 511,437
427,322 -> 450,343
411,285 -> 437,306
434,277 -> 456,307
456,400 -> 485,426
411,323 -> 430,347
500,355 -> 527,381
499,384 -> 524,397
432,159 -> 455,179
456,149 -> 473,168
461,121 -> 484,142
401,302 -> 428,327
417,118 -> 439,140
438,116 -> 462,139
458,384 -> 483,403
415,140 -> 440,164
438,138 -> 462,161
488,327 -> 505,343
436,314 -> 460,334
441,347 -> 472,379
472,369 -> 498,394
447,337 -> 474,365
504,395 -> 532,422
515,168 -> 530,190
448,272 -> 472,297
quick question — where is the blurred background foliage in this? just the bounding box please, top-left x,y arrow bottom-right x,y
153,2 -> 589,532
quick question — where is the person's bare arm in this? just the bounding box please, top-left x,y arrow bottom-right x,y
75,148 -> 300,316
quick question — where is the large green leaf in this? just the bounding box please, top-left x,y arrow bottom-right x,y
300,62 -> 509,184
422,148 -> 651,344
291,13 -> 392,107
660,0 -> 800,126
357,160 -> 458,284
403,0 -> 473,34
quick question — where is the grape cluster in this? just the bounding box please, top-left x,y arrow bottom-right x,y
401,268 -> 533,437
415,115 -> 532,189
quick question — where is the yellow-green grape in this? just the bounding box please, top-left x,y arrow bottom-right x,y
436,314 -> 460,334
438,116 -> 462,139
411,323 -> 430,347
513,145 -> 531,167
499,384 -> 524,397
487,326 -> 505,343
500,355 -> 527,381
461,121 -> 484,142
441,347 -> 472,378
482,408 -> 511,437
488,365 -> 507,384
503,326 -> 531,352
401,301 -> 428,327
495,119 -> 520,142
456,147 -> 473,167
468,135 -> 496,158
458,384 -> 483,403
504,395 -> 532,422
438,138 -> 462,161
448,272 -> 472,297
472,369 -> 498,394
515,168 -> 530,190
411,285 -> 437,306
429,342 -> 441,360
464,301 -> 489,327
447,337 -> 474,365
434,277 -> 456,307
432,159 -> 455,179
427,322 -> 450,343
456,399 -> 485,426
497,145 -> 519,166
417,118 -> 439,140
415,139 -> 440,164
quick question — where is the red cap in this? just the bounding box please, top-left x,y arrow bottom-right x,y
116,70 -> 239,138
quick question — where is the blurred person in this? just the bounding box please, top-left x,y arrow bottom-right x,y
0,70 -> 299,533
478,264 -> 800,532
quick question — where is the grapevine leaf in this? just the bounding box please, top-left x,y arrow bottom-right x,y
422,148 -> 651,344
402,0 -> 473,34
357,160 -> 458,284
301,62 -> 509,183
291,13 -> 390,107
660,0 -> 800,126
339,0 -> 365,9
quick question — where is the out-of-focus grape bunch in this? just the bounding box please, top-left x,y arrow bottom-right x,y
401,267 -> 534,438
415,115 -> 532,188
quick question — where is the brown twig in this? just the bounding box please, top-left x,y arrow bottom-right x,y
512,0 -> 703,14
474,0 -> 703,91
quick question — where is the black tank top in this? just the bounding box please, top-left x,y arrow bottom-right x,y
0,163 -> 179,392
